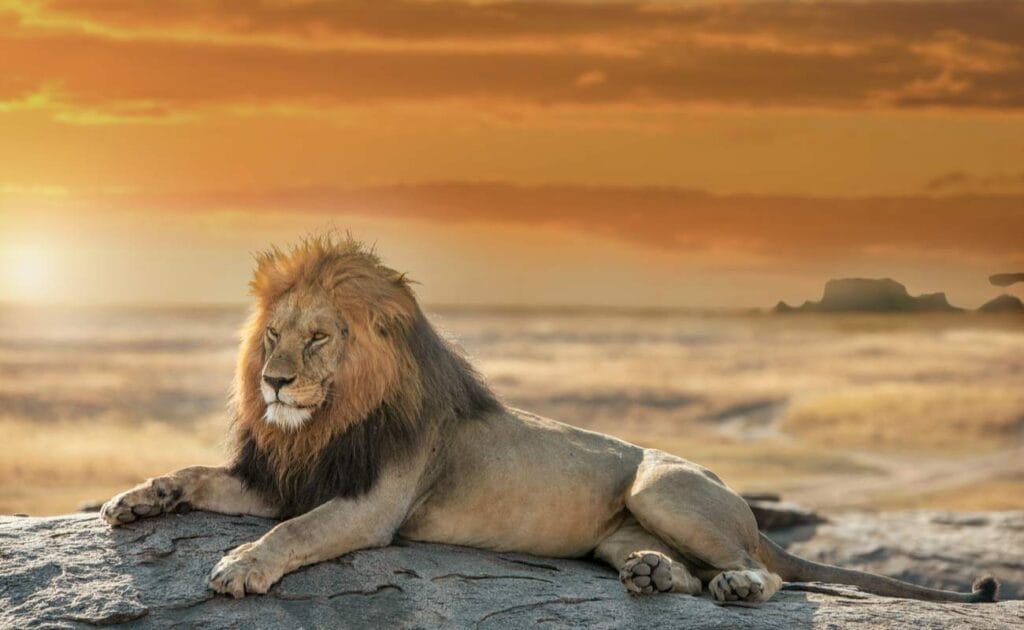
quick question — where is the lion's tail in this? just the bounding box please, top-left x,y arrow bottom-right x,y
757,532 -> 999,603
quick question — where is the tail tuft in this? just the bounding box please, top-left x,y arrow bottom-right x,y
970,576 -> 999,603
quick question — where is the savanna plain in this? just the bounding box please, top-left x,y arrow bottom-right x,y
1,305 -> 1022,516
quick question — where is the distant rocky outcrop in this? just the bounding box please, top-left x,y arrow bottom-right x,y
979,294 -> 1024,314
775,278 -> 962,314
2,510 -> 1022,628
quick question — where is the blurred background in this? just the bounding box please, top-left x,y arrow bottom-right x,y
1,0 -> 1022,516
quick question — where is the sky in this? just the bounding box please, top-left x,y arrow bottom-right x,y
1,0 -> 1022,309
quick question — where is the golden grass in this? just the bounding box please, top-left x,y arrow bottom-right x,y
3,308 -> 1022,515
868,475 -> 1024,511
620,429 -> 881,494
780,385 -> 1024,452
0,418 -> 225,515
4,418 -> 1022,516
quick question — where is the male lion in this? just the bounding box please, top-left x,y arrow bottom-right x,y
101,236 -> 998,604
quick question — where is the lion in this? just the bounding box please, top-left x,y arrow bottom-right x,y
101,235 -> 999,604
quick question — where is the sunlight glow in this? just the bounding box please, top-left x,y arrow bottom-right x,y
2,243 -> 57,301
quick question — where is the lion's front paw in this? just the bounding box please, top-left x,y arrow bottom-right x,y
100,476 -> 190,527
619,551 -> 701,596
208,543 -> 283,598
709,569 -> 781,604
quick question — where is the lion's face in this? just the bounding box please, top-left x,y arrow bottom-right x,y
259,289 -> 349,429
238,236 -> 422,440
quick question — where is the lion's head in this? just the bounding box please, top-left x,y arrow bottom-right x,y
236,235 -> 419,433
229,234 -> 498,515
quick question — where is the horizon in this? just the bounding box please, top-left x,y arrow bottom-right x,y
0,274 -> 1019,313
1,217 -> 1021,309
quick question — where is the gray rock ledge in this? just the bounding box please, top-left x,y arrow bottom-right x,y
1,511 -> 1022,629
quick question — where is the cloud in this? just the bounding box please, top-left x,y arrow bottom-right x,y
2,0 -> 1024,120
14,182 -> 1021,264
24,1 -> 1024,50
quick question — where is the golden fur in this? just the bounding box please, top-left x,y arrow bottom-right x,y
233,237 -> 423,491
100,235 -> 999,605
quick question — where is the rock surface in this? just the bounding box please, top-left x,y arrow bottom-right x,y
2,511 -> 1023,629
774,511 -> 1024,601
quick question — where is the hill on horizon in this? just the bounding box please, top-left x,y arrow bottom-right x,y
775,278 -> 961,314
777,277 -> 1024,314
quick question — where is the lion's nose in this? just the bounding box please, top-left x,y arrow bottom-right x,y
263,375 -> 295,393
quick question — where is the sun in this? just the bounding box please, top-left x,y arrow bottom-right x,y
2,244 -> 56,302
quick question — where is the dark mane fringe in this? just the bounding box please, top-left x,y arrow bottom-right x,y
230,306 -> 500,518
407,306 -> 500,424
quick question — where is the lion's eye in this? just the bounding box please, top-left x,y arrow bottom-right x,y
265,327 -> 279,340
311,332 -> 328,343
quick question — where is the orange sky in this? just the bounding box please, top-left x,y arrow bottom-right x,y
1,0 -> 1023,308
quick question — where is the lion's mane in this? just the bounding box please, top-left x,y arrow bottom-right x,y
228,236 -> 499,517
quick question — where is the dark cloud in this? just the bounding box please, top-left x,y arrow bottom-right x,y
990,273 -> 1024,287
37,1 -> 1024,48
2,1 -> 1023,113
43,0 -> 707,40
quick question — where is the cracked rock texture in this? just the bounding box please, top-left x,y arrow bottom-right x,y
1,511 -> 1022,629
775,511 -> 1024,600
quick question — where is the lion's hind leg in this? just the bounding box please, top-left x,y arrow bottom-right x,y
594,515 -> 702,596
625,450 -> 782,604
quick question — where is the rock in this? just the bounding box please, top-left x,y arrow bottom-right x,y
776,278 -> 963,313
913,291 -> 960,312
746,498 -> 827,531
773,511 -> 1024,600
989,273 -> 1024,287
978,294 -> 1024,314
1,511 -> 1022,629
